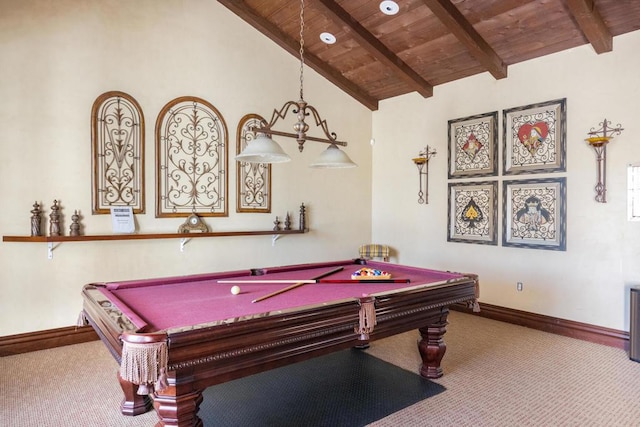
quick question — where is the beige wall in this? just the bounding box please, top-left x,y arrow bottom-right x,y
0,0 -> 372,336
372,30 -> 640,331
3,0 -> 638,337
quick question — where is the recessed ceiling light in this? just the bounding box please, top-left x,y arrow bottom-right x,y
320,32 -> 336,44
380,1 -> 399,15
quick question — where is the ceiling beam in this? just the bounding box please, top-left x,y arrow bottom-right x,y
566,0 -> 612,54
420,0 -> 507,80
217,0 -> 379,110
317,0 -> 433,98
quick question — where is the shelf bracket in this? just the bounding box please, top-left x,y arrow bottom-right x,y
47,242 -> 59,260
272,234 -> 281,246
180,237 -> 191,252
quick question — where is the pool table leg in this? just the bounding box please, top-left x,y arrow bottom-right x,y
153,386 -> 204,427
417,310 -> 449,379
118,373 -> 153,415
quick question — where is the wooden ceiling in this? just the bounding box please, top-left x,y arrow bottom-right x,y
218,0 -> 640,111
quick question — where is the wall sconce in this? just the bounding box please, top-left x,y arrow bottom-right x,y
412,145 -> 437,204
585,118 -> 624,203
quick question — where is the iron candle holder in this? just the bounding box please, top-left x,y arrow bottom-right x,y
412,146 -> 437,204
585,118 -> 623,203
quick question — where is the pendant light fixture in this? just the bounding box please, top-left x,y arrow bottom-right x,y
235,0 -> 356,168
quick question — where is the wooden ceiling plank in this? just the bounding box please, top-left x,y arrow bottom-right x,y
217,0 -> 378,110
316,0 -> 434,98
420,0 -> 507,79
566,0 -> 612,54
221,0 -> 637,104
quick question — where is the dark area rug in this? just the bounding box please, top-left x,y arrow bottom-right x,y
199,348 -> 446,427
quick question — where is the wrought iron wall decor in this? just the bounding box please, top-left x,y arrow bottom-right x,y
503,98 -> 566,175
502,177 -> 566,251
237,114 -> 271,213
447,181 -> 498,245
156,96 -> 228,217
585,118 -> 624,203
412,145 -> 436,204
448,111 -> 498,178
91,91 -> 145,214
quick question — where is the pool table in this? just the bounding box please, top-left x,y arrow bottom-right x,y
81,259 -> 478,427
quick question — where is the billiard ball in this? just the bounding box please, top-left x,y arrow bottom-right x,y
231,285 -> 241,295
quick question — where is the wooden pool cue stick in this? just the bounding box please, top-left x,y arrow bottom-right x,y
221,279 -> 316,284
251,266 -> 344,303
222,278 -> 409,284
319,279 -> 410,284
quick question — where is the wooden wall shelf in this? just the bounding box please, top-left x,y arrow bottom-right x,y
2,229 -> 307,259
3,230 -> 305,243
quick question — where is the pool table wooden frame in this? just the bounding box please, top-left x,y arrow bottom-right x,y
82,259 -> 478,427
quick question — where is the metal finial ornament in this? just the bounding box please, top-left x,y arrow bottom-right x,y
284,212 -> 291,230
412,146 -> 437,204
30,202 -> 43,237
299,203 -> 307,231
585,118 -> 624,203
49,200 -> 61,236
69,210 -> 81,236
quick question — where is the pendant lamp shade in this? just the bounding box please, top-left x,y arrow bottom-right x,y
235,135 -> 291,164
309,144 -> 357,169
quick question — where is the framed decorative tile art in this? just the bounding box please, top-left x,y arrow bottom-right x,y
448,111 -> 498,178
502,177 -> 566,251
448,181 -> 498,245
503,98 -> 566,175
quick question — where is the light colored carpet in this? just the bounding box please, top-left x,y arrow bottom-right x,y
0,335 -> 156,427
2,311 -> 640,426
368,312 -> 640,427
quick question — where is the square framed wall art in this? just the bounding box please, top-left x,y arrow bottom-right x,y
447,181 -> 498,245
502,177 -> 567,251
448,111 -> 498,178
503,98 -> 566,175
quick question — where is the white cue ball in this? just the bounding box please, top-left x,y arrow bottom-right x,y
230,285 -> 241,295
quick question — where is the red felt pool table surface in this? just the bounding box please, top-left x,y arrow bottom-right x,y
98,260 -> 466,332
82,259 -> 478,427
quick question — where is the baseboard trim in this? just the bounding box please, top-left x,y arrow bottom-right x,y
0,303 -> 630,356
452,302 -> 629,350
0,325 -> 98,357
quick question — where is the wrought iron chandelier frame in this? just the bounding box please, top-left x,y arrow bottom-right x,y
250,0 -> 347,152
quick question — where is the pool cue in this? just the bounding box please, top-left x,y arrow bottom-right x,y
221,279 -> 316,284
224,279 -> 411,284
221,278 -> 409,284
319,279 -> 410,284
251,266 -> 344,303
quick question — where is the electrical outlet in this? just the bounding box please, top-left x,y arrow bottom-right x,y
517,282 -> 523,292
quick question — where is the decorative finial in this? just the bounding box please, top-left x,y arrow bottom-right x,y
30,202 -> 43,237
49,200 -> 61,236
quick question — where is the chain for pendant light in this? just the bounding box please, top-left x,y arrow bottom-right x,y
242,0 -> 350,156
299,0 -> 305,100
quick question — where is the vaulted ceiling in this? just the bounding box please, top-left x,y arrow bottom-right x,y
218,0 -> 640,110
